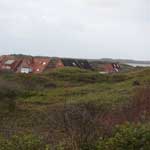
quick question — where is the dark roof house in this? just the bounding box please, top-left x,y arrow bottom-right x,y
61,58 -> 92,70
77,59 -> 92,69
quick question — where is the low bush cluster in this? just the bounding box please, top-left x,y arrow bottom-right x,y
0,134 -> 46,150
97,123 -> 150,150
48,67 -> 109,83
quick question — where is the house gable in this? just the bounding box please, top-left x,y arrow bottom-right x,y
32,57 -> 50,73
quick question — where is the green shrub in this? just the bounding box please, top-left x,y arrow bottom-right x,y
48,67 -> 108,83
109,74 -> 129,83
0,136 -> 9,150
97,123 -> 150,150
0,134 -> 46,150
9,134 -> 45,150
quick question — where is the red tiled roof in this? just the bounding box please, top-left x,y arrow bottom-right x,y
55,58 -> 64,68
103,63 -> 120,73
104,64 -> 114,73
0,55 -> 22,71
0,56 -> 4,69
32,58 -> 50,73
16,57 -> 33,73
16,57 -> 51,73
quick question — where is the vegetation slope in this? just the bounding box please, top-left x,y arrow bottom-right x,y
0,67 -> 150,150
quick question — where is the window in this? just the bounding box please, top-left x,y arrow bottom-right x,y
72,62 -> 76,66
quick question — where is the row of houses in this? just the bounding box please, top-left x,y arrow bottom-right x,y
0,55 -> 92,74
0,55 -> 121,74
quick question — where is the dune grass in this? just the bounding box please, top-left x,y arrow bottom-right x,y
0,67 -> 150,149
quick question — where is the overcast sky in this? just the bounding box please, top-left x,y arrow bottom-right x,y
0,0 -> 149,60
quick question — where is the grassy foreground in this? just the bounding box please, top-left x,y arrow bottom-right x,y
0,67 -> 150,149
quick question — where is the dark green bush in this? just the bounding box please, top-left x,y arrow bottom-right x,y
97,123 -> 150,150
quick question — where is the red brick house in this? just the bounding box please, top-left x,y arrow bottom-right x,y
55,58 -> 65,68
0,55 -> 93,73
45,57 -> 64,71
32,57 -> 50,73
17,57 -> 33,73
103,63 -> 120,73
0,56 -> 4,69
0,55 -> 22,72
17,57 -> 51,74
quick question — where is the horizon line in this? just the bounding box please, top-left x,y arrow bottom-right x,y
0,53 -> 150,62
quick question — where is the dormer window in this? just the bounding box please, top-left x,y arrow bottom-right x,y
72,62 -> 76,66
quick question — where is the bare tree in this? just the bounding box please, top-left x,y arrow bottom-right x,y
47,102 -> 104,150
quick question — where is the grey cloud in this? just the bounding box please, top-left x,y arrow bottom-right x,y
0,0 -> 150,60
